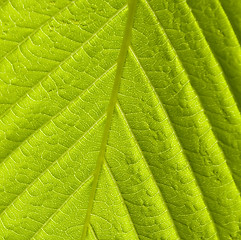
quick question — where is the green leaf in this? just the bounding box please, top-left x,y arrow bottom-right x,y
0,0 -> 241,239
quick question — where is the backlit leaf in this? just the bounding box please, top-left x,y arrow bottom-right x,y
0,0 -> 241,239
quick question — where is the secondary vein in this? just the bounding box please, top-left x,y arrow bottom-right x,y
81,0 -> 137,239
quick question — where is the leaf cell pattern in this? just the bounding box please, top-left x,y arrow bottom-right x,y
0,0 -> 241,239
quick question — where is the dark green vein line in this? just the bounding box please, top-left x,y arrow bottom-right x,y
90,224 -> 98,240
134,1 -> 241,237
144,0 -> 241,209
129,46 -> 217,238
116,103 -> 180,239
217,0 -> 241,47
81,0 -> 137,239
185,0 -> 241,114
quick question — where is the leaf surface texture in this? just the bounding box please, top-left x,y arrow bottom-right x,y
0,0 -> 241,239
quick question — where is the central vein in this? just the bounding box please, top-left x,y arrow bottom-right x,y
81,0 -> 138,239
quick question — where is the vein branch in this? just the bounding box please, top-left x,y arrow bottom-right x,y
80,0 -> 137,239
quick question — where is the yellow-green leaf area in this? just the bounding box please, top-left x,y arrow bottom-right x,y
0,0 -> 241,239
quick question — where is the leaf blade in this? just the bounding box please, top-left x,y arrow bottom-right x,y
1,0 -> 241,239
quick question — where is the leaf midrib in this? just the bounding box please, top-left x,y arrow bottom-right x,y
0,5 -> 127,166
81,1 -> 137,239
